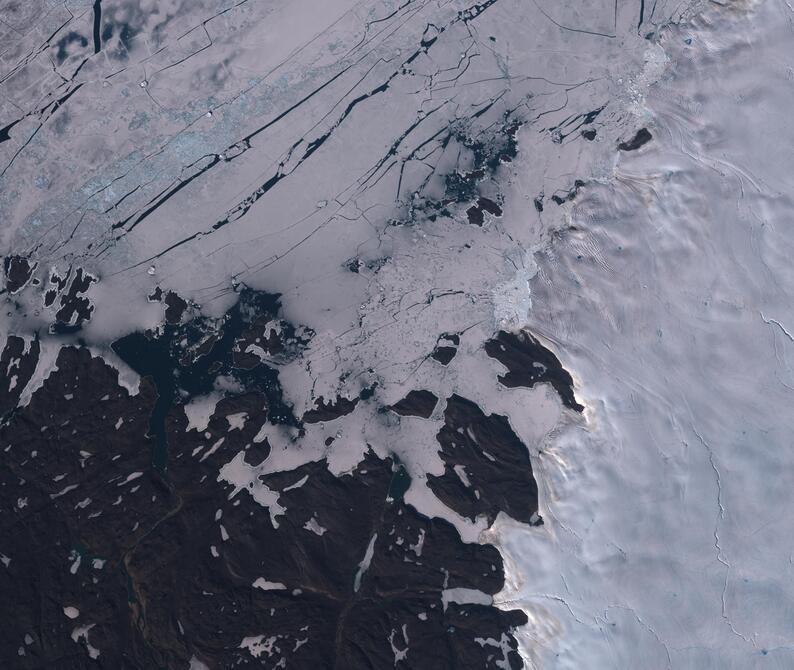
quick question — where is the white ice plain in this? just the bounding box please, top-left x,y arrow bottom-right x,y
490,1 -> 794,668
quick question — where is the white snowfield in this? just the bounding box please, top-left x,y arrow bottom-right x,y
492,1 -> 794,668
1,0 -> 791,667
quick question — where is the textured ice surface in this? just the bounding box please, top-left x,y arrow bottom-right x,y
2,0 -> 789,667
489,2 -> 794,667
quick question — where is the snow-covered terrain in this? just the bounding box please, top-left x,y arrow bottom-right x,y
491,1 -> 794,667
2,0 -> 791,667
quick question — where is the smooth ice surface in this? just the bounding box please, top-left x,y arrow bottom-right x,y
489,2 -> 794,667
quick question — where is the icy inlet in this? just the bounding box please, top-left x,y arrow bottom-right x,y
0,0 -> 790,667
